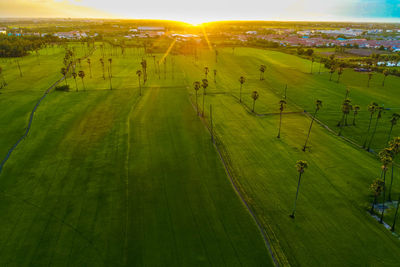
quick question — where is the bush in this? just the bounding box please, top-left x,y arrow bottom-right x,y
55,85 -> 70,92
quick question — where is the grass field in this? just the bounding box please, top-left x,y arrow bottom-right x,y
0,45 -> 272,266
176,47 -> 400,265
0,43 -> 400,266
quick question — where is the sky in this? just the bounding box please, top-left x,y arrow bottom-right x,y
0,0 -> 399,23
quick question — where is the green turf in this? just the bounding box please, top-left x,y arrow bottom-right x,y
177,47 -> 400,265
0,45 -> 273,266
1,43 -> 400,266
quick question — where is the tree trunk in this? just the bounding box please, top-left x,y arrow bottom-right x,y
391,194 -> 400,231
380,169 -> 387,223
363,114 -> 374,148
252,100 -> 255,112
239,84 -> 242,102
367,117 -> 380,151
387,124 -> 394,144
74,78 -> 78,92
303,109 -> 318,151
388,164 -> 394,202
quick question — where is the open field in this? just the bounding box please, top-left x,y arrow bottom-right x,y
0,43 -> 400,266
0,46 -> 272,266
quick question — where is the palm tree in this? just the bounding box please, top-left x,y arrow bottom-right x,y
141,59 -> 147,83
193,81 -> 201,115
78,70 -> 86,90
238,76 -> 246,102
201,79 -> 208,117
61,67 -> 68,85
379,148 -> 393,223
251,91 -> 259,112
136,70 -> 142,96
100,58 -> 105,80
329,67 -> 335,81
382,69 -> 389,86
310,57 -> 314,74
363,102 -> 379,148
370,178 -> 384,214
352,105 -> 360,125
213,69 -> 217,83
367,106 -> 384,151
72,71 -> 78,92
338,99 -> 353,136
215,49 -> 219,63
302,100 -> 323,152
87,58 -> 92,78
290,160 -> 308,218
204,67 -> 209,79
259,64 -> 266,80
367,73 -> 373,87
277,99 -> 287,138
387,113 -> 400,143
336,67 -> 343,83
108,58 -> 113,78
391,194 -> 400,232
388,137 -> 400,202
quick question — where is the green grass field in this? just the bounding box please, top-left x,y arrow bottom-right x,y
0,45 -> 272,266
0,43 -> 400,266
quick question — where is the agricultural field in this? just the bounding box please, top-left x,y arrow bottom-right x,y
0,45 -> 272,266
0,41 -> 400,266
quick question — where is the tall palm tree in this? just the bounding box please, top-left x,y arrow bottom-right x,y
215,49 -> 219,63
382,69 -> 389,86
387,113 -> 400,143
251,91 -> 259,112
204,67 -> 209,79
352,105 -> 360,126
338,99 -> 353,136
193,81 -> 201,115
61,67 -> 68,85
367,73 -> 373,87
302,100 -> 323,152
108,58 -> 113,78
367,106 -> 384,151
72,71 -> 78,92
87,58 -> 92,78
290,160 -> 308,218
78,70 -> 86,91
238,76 -> 246,102
136,70 -> 142,96
379,148 -> 393,223
370,178 -> 384,214
213,69 -> 217,83
277,99 -> 287,138
363,102 -> 379,148
100,58 -> 105,80
201,79 -> 208,117
141,59 -> 147,83
388,137 -> 400,202
259,64 -> 266,80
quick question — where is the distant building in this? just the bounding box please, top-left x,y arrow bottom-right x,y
138,26 -> 165,31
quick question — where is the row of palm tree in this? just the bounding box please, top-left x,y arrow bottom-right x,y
370,138 -> 400,231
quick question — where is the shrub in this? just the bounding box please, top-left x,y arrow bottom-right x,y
55,85 -> 70,92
